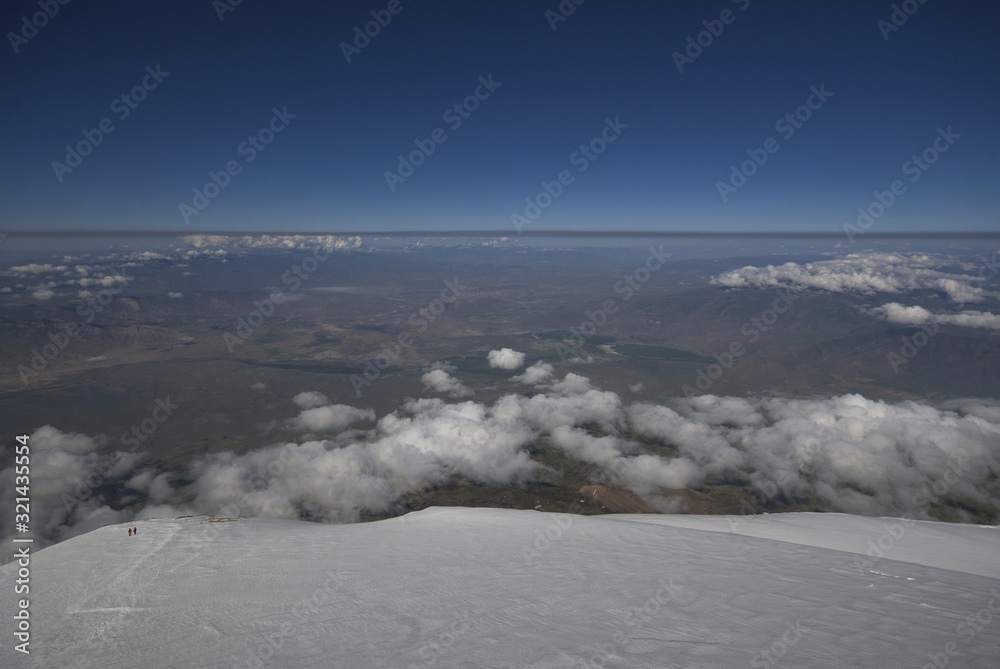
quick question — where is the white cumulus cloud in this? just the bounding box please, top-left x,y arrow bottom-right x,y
488,348 -> 526,370
421,369 -> 474,398
868,302 -> 1000,331
292,391 -> 331,409
512,361 -> 554,386
286,404 -> 375,433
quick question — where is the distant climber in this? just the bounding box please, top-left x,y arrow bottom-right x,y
128,528 -> 132,536
133,527 -> 137,535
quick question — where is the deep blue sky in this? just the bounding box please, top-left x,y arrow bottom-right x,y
2,0 -> 997,233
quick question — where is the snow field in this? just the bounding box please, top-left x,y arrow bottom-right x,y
1,508 -> 998,668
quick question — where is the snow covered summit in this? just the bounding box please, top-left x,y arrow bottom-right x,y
2,508 -> 999,668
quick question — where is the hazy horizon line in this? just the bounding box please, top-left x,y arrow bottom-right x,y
6,229 -> 1000,239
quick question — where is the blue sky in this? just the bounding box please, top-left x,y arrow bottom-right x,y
2,0 -> 998,233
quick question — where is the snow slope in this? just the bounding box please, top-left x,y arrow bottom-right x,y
2,508 -> 999,668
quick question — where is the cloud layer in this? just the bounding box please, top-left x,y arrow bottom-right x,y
0,427 -> 151,559
6,374 -> 1000,560
0,236 -> 359,302
868,302 -> 1000,331
711,252 -> 992,304
178,234 -> 362,251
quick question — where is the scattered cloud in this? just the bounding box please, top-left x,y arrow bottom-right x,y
868,302 -> 1000,331
422,369 -> 474,398
488,348 -> 526,370
292,391 -> 330,410
8,263 -> 68,275
512,361 -> 554,385
178,234 -> 362,251
77,275 -> 129,288
2,254 -> 138,299
545,372 -> 595,396
426,360 -> 457,373
711,252 -> 992,304
286,404 -> 375,433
